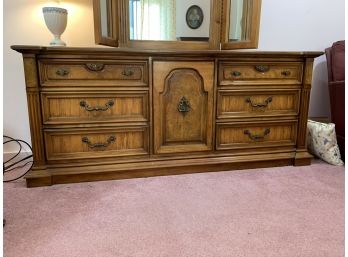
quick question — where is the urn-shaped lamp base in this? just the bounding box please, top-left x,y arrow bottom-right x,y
50,35 -> 66,46
43,7 -> 68,47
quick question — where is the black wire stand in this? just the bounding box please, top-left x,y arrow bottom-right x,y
3,135 -> 34,227
3,135 -> 34,182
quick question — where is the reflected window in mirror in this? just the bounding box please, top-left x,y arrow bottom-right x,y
129,0 -> 176,41
229,0 -> 247,41
128,0 -> 211,42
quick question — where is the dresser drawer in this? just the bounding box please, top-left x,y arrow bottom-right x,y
44,127 -> 149,161
41,91 -> 149,124
217,89 -> 300,119
216,121 -> 297,150
39,60 -> 148,87
219,62 -> 303,85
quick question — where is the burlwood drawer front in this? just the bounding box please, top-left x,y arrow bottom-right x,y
219,62 -> 303,85
41,91 -> 149,124
39,60 -> 148,87
216,121 -> 297,150
217,89 -> 300,119
44,127 -> 149,161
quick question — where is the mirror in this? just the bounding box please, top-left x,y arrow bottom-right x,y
128,0 -> 210,42
93,0 -> 118,46
93,0 -> 262,50
229,0 -> 246,41
221,0 -> 261,49
100,0 -> 111,37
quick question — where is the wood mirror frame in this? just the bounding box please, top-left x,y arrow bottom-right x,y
93,0 -> 262,50
220,0 -> 262,49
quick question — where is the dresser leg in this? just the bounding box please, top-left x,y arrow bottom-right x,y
25,168 -> 52,188
294,150 -> 313,166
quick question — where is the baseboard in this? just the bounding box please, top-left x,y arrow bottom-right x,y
308,116 -> 330,123
4,151 -> 32,165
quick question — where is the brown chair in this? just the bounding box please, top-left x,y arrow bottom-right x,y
325,40 -> 345,159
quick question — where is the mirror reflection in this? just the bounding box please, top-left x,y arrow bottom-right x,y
129,0 -> 210,41
100,0 -> 111,37
229,0 -> 248,41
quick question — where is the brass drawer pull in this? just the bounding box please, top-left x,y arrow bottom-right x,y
244,128 -> 270,141
82,136 -> 116,149
85,63 -> 105,71
281,70 -> 291,76
122,69 -> 134,76
245,96 -> 272,109
231,71 -> 241,77
254,65 -> 270,73
177,96 -> 191,116
80,99 -> 114,112
56,68 -> 69,76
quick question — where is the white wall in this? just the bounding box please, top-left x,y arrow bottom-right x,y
257,0 -> 345,118
3,0 -> 96,152
3,0 -> 345,153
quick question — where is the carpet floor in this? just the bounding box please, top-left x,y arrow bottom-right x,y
3,159 -> 344,257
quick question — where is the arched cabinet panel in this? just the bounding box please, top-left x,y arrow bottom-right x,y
153,62 -> 214,154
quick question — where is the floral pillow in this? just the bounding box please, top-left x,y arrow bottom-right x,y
307,120 -> 344,166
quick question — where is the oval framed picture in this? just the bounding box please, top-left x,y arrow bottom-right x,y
186,5 -> 204,29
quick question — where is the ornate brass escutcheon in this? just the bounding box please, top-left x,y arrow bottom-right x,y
281,70 -> 291,76
244,128 -> 271,141
82,135 -> 116,149
177,96 -> 191,116
80,99 -> 114,112
85,63 -> 105,71
56,68 -> 69,76
254,65 -> 270,73
231,71 -> 241,77
121,69 -> 134,76
245,96 -> 272,109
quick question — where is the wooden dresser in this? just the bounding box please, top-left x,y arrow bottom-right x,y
12,46 -> 322,187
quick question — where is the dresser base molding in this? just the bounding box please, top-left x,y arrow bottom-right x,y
25,152 -> 297,187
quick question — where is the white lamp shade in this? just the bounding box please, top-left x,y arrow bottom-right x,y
43,7 -> 68,46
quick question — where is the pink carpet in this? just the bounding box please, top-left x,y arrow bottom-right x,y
4,159 -> 344,257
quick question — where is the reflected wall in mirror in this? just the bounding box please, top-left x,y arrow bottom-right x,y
128,0 -> 211,42
221,0 -> 261,49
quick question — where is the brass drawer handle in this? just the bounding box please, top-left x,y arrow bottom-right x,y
281,70 -> 291,76
244,128 -> 270,141
177,96 -> 191,116
85,63 -> 105,71
245,96 -> 272,109
56,68 -> 69,76
121,69 -> 134,76
254,65 -> 270,73
231,71 -> 241,77
82,136 -> 116,149
80,100 -> 114,112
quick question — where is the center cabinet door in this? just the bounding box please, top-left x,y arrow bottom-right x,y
153,61 -> 215,154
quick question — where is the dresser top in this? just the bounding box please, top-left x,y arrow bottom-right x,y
11,45 -> 323,59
